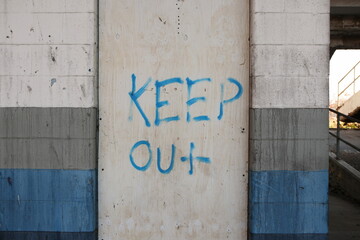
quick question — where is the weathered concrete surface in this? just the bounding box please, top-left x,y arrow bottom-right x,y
0,169 -> 96,232
99,0 -> 249,239
0,108 -> 96,169
252,13 -> 329,45
0,0 -> 96,13
0,0 -> 97,108
250,170 -> 328,234
251,45 -> 329,108
0,231 -> 97,240
250,0 -> 329,238
252,0 -> 329,13
0,13 -> 95,44
251,0 -> 329,109
251,139 -> 328,171
251,109 -> 329,140
250,109 -> 328,171
0,0 -> 98,237
0,108 -> 96,139
0,138 -> 96,169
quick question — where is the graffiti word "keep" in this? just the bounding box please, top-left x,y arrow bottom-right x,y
128,74 -> 243,127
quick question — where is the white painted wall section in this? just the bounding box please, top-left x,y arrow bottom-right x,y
251,0 -> 330,108
0,0 -> 97,108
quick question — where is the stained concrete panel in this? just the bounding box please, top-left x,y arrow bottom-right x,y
250,108 -> 329,140
251,45 -> 329,78
0,76 -> 96,108
251,0 -> 329,13
250,108 -> 328,171
0,108 -> 96,170
251,76 -> 328,108
0,45 -> 94,76
0,0 -> 96,13
0,108 -> 96,139
251,13 -> 329,45
0,13 -> 96,44
250,139 -> 328,171
0,138 -> 96,170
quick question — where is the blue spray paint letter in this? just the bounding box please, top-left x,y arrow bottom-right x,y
157,144 -> 176,174
129,140 -> 152,171
155,78 -> 183,126
217,78 -> 243,120
186,77 -> 211,122
181,142 -> 211,175
128,74 -> 152,127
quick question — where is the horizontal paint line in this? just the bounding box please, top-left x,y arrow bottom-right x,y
250,233 -> 328,240
251,44 -> 329,47
250,107 -> 328,109
0,199 -> 93,203
0,231 -> 97,240
0,12 -> 96,14
252,11 -> 329,14
251,75 -> 329,78
0,75 -> 95,77
0,137 -> 94,140
250,138 -> 328,140
251,169 -> 328,173
251,43 -> 329,46
0,169 -> 96,232
0,106 -> 97,109
0,43 -> 93,46
251,202 -> 327,204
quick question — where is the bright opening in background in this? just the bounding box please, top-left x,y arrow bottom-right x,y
330,50 -> 360,108
329,50 -> 360,129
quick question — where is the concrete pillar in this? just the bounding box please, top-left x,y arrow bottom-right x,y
0,1 -> 98,239
249,0 -> 330,239
99,1 -> 249,239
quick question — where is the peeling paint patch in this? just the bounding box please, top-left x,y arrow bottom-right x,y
50,78 -> 56,87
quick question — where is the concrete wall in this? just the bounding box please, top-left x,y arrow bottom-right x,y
0,1 -> 98,239
250,0 -> 330,239
0,1 -> 332,239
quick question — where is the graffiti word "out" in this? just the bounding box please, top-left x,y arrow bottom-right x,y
129,140 -> 210,175
128,74 -> 243,127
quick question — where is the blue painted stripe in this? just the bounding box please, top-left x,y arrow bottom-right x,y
0,169 -> 96,232
250,170 -> 328,234
0,231 -> 97,240
251,233 -> 328,240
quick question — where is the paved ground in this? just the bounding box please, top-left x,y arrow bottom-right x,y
329,129 -> 360,239
329,192 -> 360,240
329,129 -> 360,171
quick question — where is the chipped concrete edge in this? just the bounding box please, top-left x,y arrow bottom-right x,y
329,152 -> 360,202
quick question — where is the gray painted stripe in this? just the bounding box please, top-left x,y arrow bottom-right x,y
250,108 -> 328,140
0,108 -> 96,169
250,139 -> 328,171
0,108 -> 96,139
250,108 -> 328,171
